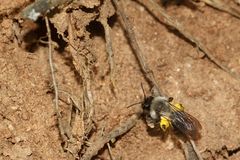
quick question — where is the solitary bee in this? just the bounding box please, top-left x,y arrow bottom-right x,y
142,96 -> 202,140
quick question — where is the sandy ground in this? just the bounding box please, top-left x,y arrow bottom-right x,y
0,0 -> 240,160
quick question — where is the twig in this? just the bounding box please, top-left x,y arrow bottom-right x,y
22,0 -> 72,21
201,0 -> 240,19
190,140 -> 203,160
180,139 -> 203,160
45,17 -> 67,142
102,21 -> 114,72
98,0 -> 118,95
137,0 -> 240,80
101,19 -> 117,94
107,143 -> 114,160
111,0 -> 164,96
81,114 -> 140,160
99,124 -> 114,160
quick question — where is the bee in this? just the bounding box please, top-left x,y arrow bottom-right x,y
142,95 -> 202,140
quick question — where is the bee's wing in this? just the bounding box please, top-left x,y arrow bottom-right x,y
169,104 -> 202,140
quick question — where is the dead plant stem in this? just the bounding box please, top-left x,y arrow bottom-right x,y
45,17 -> 66,142
201,0 -> 240,19
139,0 -> 240,80
81,114 -> 139,160
112,0 -> 163,96
101,19 -> 116,94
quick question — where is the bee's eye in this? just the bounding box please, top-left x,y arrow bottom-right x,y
143,104 -> 150,109
143,96 -> 153,109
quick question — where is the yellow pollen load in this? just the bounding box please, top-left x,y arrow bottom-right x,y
160,116 -> 171,131
173,103 -> 184,111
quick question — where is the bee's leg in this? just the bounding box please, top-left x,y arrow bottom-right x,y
145,115 -> 155,128
159,116 -> 171,132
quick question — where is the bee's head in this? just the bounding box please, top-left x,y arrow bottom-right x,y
142,96 -> 154,110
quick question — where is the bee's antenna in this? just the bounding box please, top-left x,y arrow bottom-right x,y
126,101 -> 142,108
127,83 -> 146,108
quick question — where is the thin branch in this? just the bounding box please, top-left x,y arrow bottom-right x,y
81,114 -> 140,160
138,0 -> 240,80
201,0 -> 240,19
112,0 -> 164,96
22,0 -> 72,21
45,17 -> 66,142
190,140 -> 203,160
102,21 -> 114,75
101,19 -> 117,94
180,139 -> 203,160
107,143 -> 114,160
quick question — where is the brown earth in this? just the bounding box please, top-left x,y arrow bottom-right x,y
0,0 -> 240,160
